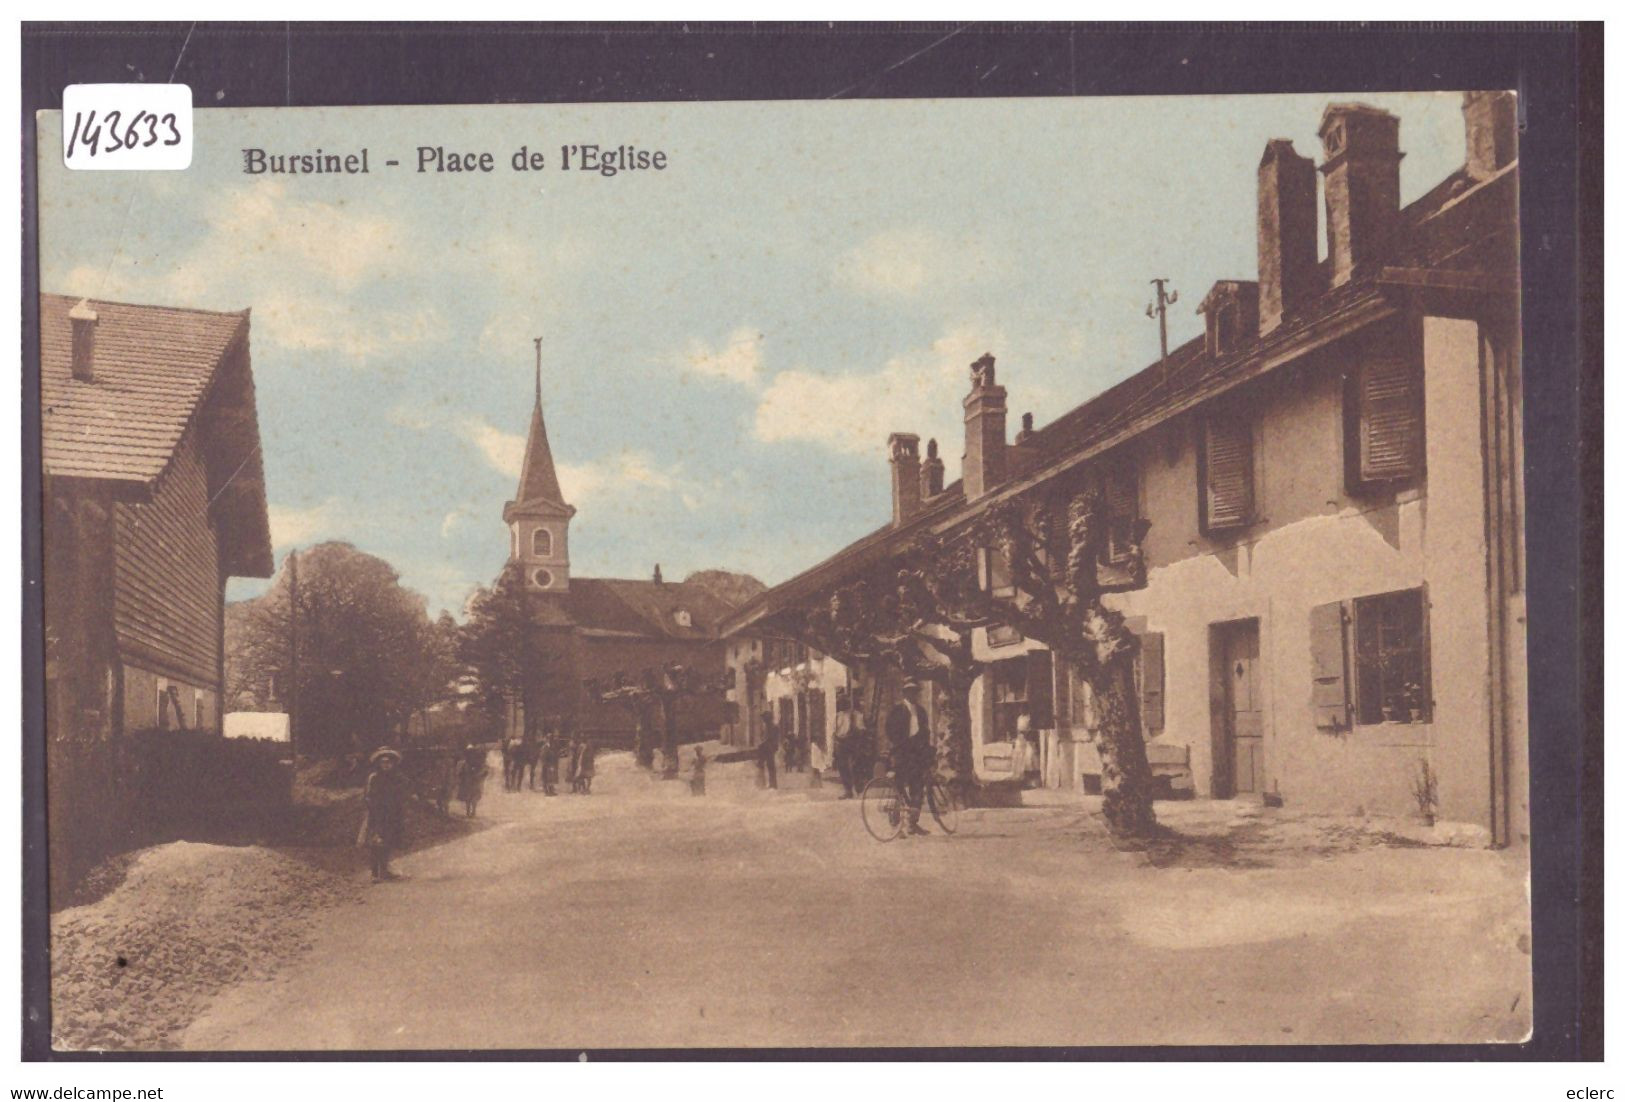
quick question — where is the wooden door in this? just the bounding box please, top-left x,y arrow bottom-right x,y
1221,621 -> 1265,796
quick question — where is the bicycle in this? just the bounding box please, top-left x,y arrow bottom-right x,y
860,764 -> 962,842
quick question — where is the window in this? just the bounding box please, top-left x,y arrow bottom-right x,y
195,692 -> 205,730
531,568 -> 554,589
1103,467 -> 1140,564
532,527 -> 552,556
1353,589 -> 1431,725
1198,416 -> 1254,533
1345,356 -> 1424,490
988,652 -> 1054,743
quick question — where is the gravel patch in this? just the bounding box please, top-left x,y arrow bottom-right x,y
51,840 -> 360,1052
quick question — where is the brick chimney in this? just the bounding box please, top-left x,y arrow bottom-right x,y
1257,139 -> 1321,333
652,563 -> 663,585
69,299 -> 98,383
1319,104 -> 1403,288
962,354 -> 1007,501
888,433 -> 921,526
918,437 -> 945,501
1463,91 -> 1517,181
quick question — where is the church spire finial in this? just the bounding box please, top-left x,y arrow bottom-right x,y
533,336 -> 543,408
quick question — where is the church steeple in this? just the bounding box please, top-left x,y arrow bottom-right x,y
502,337 -> 575,592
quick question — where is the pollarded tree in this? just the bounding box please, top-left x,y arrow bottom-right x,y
915,479 -> 1158,838
784,570 -> 983,782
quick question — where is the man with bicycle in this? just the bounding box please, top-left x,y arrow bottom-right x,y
886,679 -> 934,836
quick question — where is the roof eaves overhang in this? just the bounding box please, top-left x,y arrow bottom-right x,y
923,289 -> 1403,537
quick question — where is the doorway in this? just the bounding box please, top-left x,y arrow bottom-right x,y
1210,618 -> 1264,798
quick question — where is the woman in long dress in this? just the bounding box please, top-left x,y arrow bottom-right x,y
455,744 -> 488,818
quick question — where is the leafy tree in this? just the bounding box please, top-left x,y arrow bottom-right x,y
459,563 -> 560,741
232,542 -> 439,758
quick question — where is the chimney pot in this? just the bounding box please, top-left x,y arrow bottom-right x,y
69,298 -> 98,383
1318,103 -> 1404,288
962,354 -> 1007,500
918,437 -> 945,501
1463,91 -> 1517,180
888,432 -> 922,526
1257,140 -> 1322,332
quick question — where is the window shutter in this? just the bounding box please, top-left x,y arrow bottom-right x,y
1026,650 -> 1054,729
1360,357 -> 1422,481
1140,631 -> 1165,735
1105,469 -> 1139,562
1309,601 -> 1350,729
1203,418 -> 1253,530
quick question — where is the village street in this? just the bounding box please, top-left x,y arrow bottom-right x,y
181,751 -> 1531,1051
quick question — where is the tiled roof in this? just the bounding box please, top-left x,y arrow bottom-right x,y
723,159 -> 1519,635
40,293 -> 249,485
537,577 -> 739,639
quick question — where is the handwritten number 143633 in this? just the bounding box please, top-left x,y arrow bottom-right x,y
66,109 -> 184,159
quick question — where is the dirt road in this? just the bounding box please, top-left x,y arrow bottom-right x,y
182,751 -> 1530,1050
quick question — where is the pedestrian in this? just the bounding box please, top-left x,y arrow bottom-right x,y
540,735 -> 559,796
757,711 -> 780,790
808,725 -> 826,789
689,745 -> 707,797
1015,711 -> 1041,789
832,692 -> 860,798
358,746 -> 409,881
886,680 -> 934,836
576,739 -> 597,794
455,743 -> 488,818
563,736 -> 579,792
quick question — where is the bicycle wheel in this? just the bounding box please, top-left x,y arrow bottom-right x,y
928,777 -> 960,835
861,777 -> 904,842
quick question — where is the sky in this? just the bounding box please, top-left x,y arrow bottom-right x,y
36,93 -> 1469,618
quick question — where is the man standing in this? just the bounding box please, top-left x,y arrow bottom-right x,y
886,680 -> 934,836
359,746 -> 409,881
831,690 -> 859,799
757,711 -> 780,790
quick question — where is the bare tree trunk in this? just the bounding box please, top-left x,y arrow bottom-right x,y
1084,652 -> 1158,838
660,697 -> 680,778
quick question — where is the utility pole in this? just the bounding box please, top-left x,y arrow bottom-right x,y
1146,278 -> 1178,382
287,549 -> 299,764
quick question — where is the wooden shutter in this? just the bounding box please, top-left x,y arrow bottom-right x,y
1105,469 -> 1139,562
1140,631 -> 1165,735
1202,418 -> 1253,531
1026,650 -> 1054,728
1309,601 -> 1350,729
1359,357 -> 1422,482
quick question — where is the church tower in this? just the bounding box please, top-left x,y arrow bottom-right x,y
502,340 -> 575,592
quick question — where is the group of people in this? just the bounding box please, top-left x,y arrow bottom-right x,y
754,680 -> 937,834
501,733 -> 597,796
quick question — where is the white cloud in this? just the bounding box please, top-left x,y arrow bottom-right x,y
267,498 -> 343,548
682,328 -> 764,387
173,179 -> 404,296
753,326 -> 997,458
458,416 -> 527,479
835,228 -> 1001,298
560,451 -> 703,510
253,289 -> 444,361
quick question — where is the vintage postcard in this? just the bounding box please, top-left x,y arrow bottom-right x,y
33,86 -> 1534,1053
